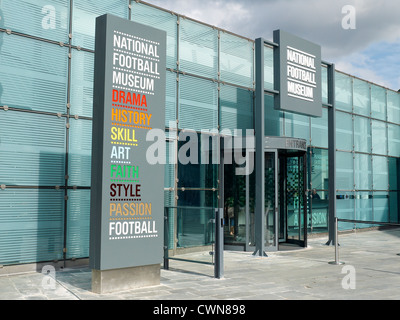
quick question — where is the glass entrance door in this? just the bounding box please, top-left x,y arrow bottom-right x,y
265,151 -> 278,250
278,152 -> 307,247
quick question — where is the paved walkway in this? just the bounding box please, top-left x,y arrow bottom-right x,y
0,228 -> 399,300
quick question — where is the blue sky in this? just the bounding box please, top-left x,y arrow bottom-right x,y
144,0 -> 400,91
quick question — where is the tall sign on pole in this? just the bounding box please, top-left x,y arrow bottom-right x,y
90,14 -> 166,293
273,29 -> 322,118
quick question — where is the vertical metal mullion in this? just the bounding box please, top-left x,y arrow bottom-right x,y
62,0 -> 74,265
173,15 -> 180,254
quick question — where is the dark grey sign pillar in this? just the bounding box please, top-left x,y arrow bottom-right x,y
326,62 -> 337,246
253,38 -> 267,257
89,14 -> 166,293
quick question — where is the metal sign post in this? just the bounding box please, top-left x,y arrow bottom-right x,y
329,217 -> 344,265
214,208 -> 224,279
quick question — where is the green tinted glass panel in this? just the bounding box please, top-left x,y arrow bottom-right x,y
354,153 -> 372,190
335,72 -> 352,112
371,120 -> 387,155
321,66 -> 328,105
66,189 -> 90,259
373,192 -> 389,222
68,118 -> 92,187
373,155 -> 388,190
387,91 -> 400,124
336,192 -> 354,229
178,75 -> 218,131
178,133 -> 218,189
311,107 -> 328,148
355,192 -> 372,222
389,191 -> 399,223
220,32 -> 253,88
388,124 -> 400,157
220,84 -> 253,131
264,46 -> 274,91
336,111 -> 353,151
0,34 -> 68,113
0,111 -> 65,186
354,115 -> 371,153
165,140 -> 175,189
0,189 -> 64,265
310,148 -> 328,190
353,78 -> 370,116
179,18 -> 218,79
70,49 -> 94,117
72,0 -> 129,50
336,151 -> 353,190
285,112 -> 310,141
174,205 -> 215,249
1,0 -> 69,43
388,158 -> 399,191
131,2 -> 177,69
165,70 -> 177,128
264,93 -> 283,136
371,85 -> 386,121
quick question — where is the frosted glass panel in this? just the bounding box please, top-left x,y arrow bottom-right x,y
0,189 -> 64,265
371,85 -> 386,121
311,108 -> 328,148
131,1 -> 177,69
1,0 -> 69,43
264,46 -> 274,91
371,120 -> 387,155
388,124 -> 400,157
336,111 -> 352,151
220,84 -> 253,131
335,72 -> 352,112
66,189 -> 90,259
220,33 -> 253,88
387,91 -> 400,124
373,156 -> 388,190
68,119 -> 92,187
0,34 -> 68,113
285,113 -> 310,141
353,78 -> 370,116
0,111 -> 65,186
178,75 -> 218,131
354,154 -> 372,190
72,0 -> 128,50
336,151 -> 354,190
70,49 -> 94,117
179,19 -> 218,79
354,116 -> 371,153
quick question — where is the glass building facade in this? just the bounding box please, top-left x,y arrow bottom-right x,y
0,0 -> 399,266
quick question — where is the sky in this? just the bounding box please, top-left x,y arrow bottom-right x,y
144,0 -> 400,91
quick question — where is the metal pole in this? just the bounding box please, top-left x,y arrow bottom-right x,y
214,208 -> 224,279
163,208 -> 169,270
254,37 -> 266,257
326,63 -> 337,246
329,217 -> 344,265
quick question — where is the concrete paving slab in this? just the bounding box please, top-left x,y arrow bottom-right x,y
0,229 -> 399,300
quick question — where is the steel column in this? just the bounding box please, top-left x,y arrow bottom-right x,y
253,38 -> 267,257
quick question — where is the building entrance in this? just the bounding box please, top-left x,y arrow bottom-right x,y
223,137 -> 307,251
277,151 -> 307,247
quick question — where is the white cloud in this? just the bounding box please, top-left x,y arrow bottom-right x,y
144,0 -> 400,89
